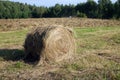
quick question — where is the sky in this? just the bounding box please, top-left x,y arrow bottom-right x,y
9,0 -> 117,7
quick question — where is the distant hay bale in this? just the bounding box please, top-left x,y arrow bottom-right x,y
24,26 -> 75,64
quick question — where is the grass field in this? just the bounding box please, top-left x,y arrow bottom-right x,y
0,20 -> 120,79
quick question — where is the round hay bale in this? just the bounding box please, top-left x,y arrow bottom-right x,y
24,26 -> 75,64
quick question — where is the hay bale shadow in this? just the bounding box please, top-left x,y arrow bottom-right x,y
0,49 -> 25,61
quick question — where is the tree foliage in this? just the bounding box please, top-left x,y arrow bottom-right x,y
114,0 -> 120,19
0,0 -> 120,19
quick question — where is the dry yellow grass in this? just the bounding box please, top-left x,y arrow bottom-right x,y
0,18 -> 120,31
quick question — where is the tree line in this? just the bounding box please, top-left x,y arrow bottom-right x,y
0,0 -> 120,19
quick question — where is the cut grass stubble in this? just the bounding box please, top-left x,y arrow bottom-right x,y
0,26 -> 120,79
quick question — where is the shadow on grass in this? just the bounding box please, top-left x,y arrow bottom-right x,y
0,49 -> 25,61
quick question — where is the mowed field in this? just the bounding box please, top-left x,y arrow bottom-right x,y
0,18 -> 120,79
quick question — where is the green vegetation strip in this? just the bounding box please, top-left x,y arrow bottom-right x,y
0,29 -> 28,47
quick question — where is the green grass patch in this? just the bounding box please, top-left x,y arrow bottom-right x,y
74,26 -> 120,52
6,61 -> 31,72
0,29 -> 28,47
110,33 -> 120,44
